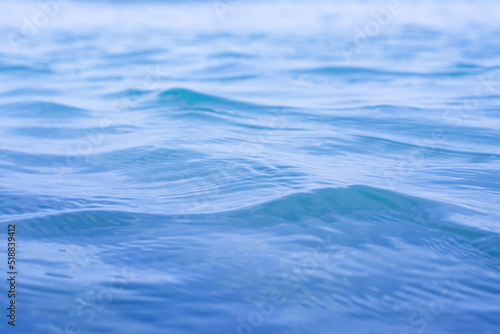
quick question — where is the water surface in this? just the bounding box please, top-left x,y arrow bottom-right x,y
1,1 -> 499,333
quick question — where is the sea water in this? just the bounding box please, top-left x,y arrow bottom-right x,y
0,0 -> 499,333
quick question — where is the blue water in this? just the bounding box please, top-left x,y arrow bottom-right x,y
1,1 -> 500,333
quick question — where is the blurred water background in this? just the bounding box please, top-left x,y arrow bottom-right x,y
1,0 -> 500,333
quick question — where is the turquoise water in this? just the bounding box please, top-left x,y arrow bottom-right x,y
1,1 -> 500,333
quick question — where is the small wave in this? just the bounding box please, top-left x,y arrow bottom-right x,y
1,101 -> 88,119
155,88 -> 275,114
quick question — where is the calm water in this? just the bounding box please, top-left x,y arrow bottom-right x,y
1,1 -> 500,333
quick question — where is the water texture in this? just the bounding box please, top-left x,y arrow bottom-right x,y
1,0 -> 499,333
